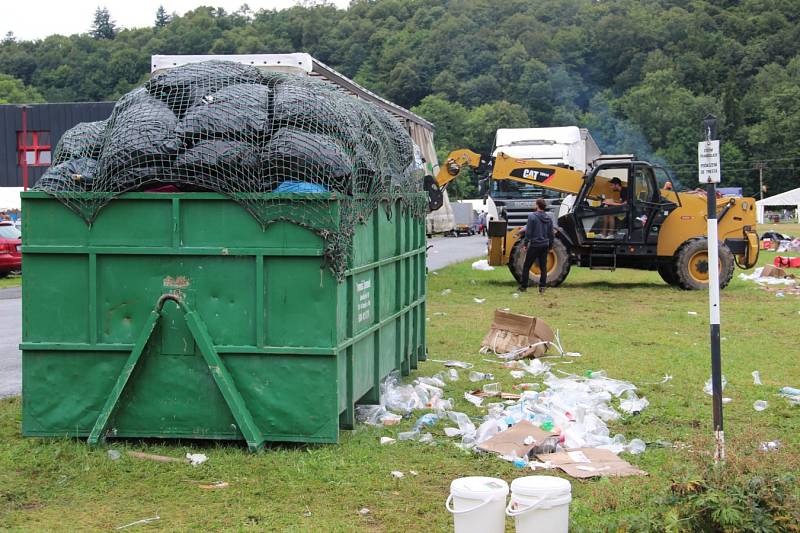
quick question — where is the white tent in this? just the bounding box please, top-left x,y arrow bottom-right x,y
0,187 -> 23,210
756,187 -> 800,223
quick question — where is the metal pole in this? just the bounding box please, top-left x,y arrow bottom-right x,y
757,163 -> 764,201
703,115 -> 724,463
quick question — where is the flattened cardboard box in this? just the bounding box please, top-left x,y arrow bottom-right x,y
536,448 -> 647,479
480,309 -> 554,358
476,420 -> 557,457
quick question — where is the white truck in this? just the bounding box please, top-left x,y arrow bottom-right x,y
483,126 -> 601,227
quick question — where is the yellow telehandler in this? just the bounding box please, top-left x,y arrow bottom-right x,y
424,150 -> 759,289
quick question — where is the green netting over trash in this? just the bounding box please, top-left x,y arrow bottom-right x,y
34,60 -> 427,279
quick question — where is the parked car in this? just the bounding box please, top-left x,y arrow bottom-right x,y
0,221 -> 22,276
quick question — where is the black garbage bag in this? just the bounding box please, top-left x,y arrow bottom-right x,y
174,140 -> 261,188
262,128 -> 353,192
53,120 -> 107,164
371,108 -> 414,168
272,83 -> 359,142
146,61 -> 263,117
176,83 -> 271,144
34,158 -> 97,192
98,88 -> 181,176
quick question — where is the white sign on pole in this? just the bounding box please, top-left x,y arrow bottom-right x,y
698,140 -> 721,183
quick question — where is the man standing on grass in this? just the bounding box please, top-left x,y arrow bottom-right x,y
517,198 -> 554,294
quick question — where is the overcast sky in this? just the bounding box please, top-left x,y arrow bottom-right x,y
1,1 -> 351,41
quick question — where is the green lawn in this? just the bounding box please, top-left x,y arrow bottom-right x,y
1,235 -> 799,531
0,275 -> 21,289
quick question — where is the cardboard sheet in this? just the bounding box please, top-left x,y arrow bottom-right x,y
476,420 -> 557,457
480,309 -> 555,359
536,447 -> 647,479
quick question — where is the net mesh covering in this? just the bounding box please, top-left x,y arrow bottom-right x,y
35,60 -> 426,279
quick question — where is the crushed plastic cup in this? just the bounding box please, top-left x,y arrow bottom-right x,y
752,371 -> 762,385
473,297 -> 486,304
440,288 -> 452,296
510,370 -> 526,379
482,382 -> 501,394
759,440 -> 781,452
418,433 -> 434,444
397,430 -> 419,441
753,400 -> 768,411
380,437 -> 396,445
464,392 -> 484,407
626,438 -> 646,455
703,375 -> 727,395
448,368 -> 460,381
107,449 -> 122,461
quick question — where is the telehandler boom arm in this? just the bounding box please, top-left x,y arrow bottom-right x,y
424,149 -> 585,211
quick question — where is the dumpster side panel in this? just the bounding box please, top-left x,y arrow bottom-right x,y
21,192 -> 425,446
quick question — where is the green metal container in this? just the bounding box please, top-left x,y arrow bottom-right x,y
20,191 -> 426,450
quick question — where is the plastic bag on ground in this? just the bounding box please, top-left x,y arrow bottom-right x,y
471,259 -> 495,271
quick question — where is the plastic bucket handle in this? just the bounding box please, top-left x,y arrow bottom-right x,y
505,496 -> 546,517
445,494 -> 494,515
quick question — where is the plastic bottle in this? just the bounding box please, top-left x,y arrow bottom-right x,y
398,430 -> 419,441
627,438 -> 646,454
448,368 -> 459,381
469,371 -> 495,382
779,386 -> 800,396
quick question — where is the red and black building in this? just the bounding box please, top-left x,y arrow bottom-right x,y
0,102 -> 114,188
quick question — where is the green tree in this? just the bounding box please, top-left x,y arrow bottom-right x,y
91,7 -> 117,40
0,74 -> 45,104
154,6 -> 171,29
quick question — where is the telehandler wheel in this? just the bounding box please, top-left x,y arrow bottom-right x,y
509,238 -> 571,288
657,263 -> 680,286
675,238 -> 735,290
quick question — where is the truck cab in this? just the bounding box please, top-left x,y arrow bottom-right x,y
485,126 -> 600,227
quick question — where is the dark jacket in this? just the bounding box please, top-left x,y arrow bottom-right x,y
522,211 -> 554,248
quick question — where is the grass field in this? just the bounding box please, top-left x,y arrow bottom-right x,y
1,229 -> 799,531
0,275 -> 21,289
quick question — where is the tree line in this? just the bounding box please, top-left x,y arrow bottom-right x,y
0,0 -> 798,197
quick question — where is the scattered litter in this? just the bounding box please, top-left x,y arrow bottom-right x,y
739,266 -> 796,286
687,311 -> 698,316
198,481 -> 229,490
473,297 -> 486,304
414,413 -> 439,430
512,292 -> 520,299
512,383 -> 540,391
303,507 -> 312,518
471,279 -> 476,285
759,440 -> 781,452
397,431 -> 417,441
752,371 -> 762,385
640,374 -> 673,386
409,470 -> 418,476
464,391 -> 484,407
510,370 -> 526,379
626,438 -> 646,455
186,453 -> 208,466
380,437 -> 396,445
391,471 -> 404,479
703,375 -> 727,395
433,311 -> 448,317
776,292 -> 785,297
477,421 -> 557,458
115,516 -> 161,530
127,451 -> 183,463
501,307 -> 510,311
753,400 -> 768,411
779,386 -> 800,405
358,508 -> 370,516
430,271 -> 438,275
483,382 -> 501,395
723,397 -> 732,404
431,359 -> 474,369
536,448 -> 647,479
418,433 -> 434,444
469,371 -> 495,382
448,369 -> 460,381
471,259 -> 495,271
107,449 -> 122,461
440,288 -> 452,296
620,392 -> 649,415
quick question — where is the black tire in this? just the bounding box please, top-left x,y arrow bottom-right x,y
657,263 -> 680,286
675,238 -> 735,290
508,238 -> 571,287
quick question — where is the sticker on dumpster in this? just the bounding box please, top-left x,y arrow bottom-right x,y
356,278 -> 373,324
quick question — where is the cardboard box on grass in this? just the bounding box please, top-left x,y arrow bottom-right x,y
477,420 -> 557,457
536,448 -> 647,479
480,309 -> 554,359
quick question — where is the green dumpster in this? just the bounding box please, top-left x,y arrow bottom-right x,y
21,191 -> 427,450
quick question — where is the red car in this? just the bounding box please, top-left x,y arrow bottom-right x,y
0,221 -> 21,276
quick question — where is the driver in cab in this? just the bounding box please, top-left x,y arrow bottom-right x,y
603,177 -> 627,206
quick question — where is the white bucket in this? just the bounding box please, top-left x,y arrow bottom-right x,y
446,476 -> 509,533
506,476 -> 572,533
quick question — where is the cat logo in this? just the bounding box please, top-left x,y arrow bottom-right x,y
510,167 -> 555,183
